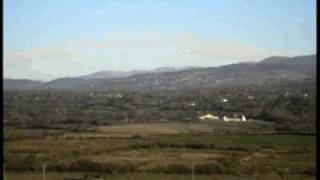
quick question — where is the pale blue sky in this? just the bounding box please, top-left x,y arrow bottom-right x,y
4,0 -> 316,80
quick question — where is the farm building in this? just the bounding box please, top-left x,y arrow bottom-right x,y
221,98 -> 228,103
198,114 -> 219,120
223,115 -> 247,122
241,115 -> 247,121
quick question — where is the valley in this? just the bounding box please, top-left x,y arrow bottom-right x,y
3,55 -> 316,179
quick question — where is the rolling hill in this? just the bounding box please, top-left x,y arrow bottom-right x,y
3,79 -> 44,90
3,54 -> 316,91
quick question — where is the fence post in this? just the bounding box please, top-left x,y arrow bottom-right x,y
192,164 -> 195,180
3,164 -> 6,180
42,163 -> 46,180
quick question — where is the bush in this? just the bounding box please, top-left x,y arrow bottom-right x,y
195,162 -> 225,174
66,159 -> 136,173
151,163 -> 191,174
5,154 -> 38,171
275,123 -> 292,132
300,166 -> 315,175
165,163 -> 191,174
131,134 -> 144,139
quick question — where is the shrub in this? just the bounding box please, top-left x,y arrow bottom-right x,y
195,162 -> 225,174
5,154 -> 38,171
66,159 -> 136,173
300,166 -> 315,175
275,123 -> 292,132
151,163 -> 191,174
131,134 -> 144,139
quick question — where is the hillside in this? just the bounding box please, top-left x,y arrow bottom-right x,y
3,79 -> 44,90
4,55 -> 316,91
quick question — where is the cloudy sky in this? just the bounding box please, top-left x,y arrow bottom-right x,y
4,0 -> 316,81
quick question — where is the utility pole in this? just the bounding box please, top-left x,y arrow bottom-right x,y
42,163 -> 46,180
3,164 -> 6,180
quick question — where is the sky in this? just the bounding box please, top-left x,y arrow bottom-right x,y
4,0 -> 316,81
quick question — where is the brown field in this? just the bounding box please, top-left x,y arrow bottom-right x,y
4,122 -> 316,180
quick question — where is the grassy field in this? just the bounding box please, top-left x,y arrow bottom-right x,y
6,172 -> 316,180
4,122 -> 316,179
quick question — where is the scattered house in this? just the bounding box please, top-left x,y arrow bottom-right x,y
247,96 -> 254,99
304,93 -> 308,97
223,114 -> 247,122
199,114 -> 219,120
222,98 -> 228,103
284,91 -> 290,97
115,93 -> 123,98
223,116 -> 241,122
223,116 -> 229,121
241,115 -> 247,122
89,92 -> 94,96
188,102 -> 196,106
107,93 -> 123,98
280,73 -> 286,78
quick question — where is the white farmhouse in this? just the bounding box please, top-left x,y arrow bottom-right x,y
222,98 -> 228,103
223,116 -> 240,122
223,116 -> 229,122
241,115 -> 247,122
115,93 -> 123,98
247,96 -> 254,99
198,114 -> 219,120
284,91 -> 290,97
223,115 -> 247,122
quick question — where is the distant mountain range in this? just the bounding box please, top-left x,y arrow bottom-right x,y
3,55 -> 316,91
78,66 -> 201,80
3,79 -> 44,90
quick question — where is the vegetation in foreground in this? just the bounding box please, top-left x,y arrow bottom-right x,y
4,123 -> 316,180
6,171 -> 316,180
3,81 -> 316,179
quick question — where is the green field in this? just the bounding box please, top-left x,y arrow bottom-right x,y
4,122 -> 316,180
